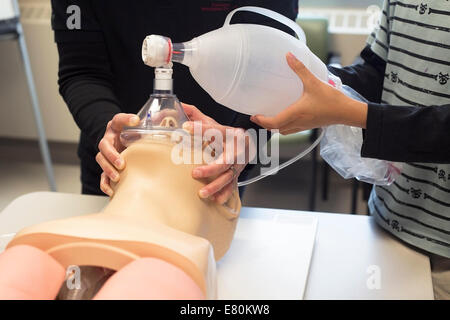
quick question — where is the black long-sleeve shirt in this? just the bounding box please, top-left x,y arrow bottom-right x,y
52,0 -> 298,147
51,0 -> 298,193
329,46 -> 450,163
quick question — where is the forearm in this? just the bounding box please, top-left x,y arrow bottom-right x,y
57,42 -> 122,148
334,94 -> 368,129
332,98 -> 450,163
361,103 -> 450,163
61,82 -> 121,147
52,0 -> 122,149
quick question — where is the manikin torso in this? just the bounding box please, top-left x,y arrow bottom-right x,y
7,137 -> 241,299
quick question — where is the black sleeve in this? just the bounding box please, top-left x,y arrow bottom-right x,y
362,103 -> 450,163
328,45 -> 450,163
51,0 -> 121,149
328,45 -> 386,103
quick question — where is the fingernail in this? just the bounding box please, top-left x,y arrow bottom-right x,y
130,116 -> 140,125
115,158 -> 124,169
287,52 -> 296,60
103,187 -> 113,197
193,168 -> 202,178
251,115 -> 260,123
199,189 -> 209,198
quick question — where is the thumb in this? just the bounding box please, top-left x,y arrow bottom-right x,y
182,102 -> 218,126
182,120 -> 229,136
286,52 -> 316,88
110,113 -> 140,132
181,103 -> 198,120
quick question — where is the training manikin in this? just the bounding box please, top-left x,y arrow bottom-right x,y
0,68 -> 241,300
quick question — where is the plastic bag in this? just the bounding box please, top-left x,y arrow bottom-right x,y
320,84 -> 402,185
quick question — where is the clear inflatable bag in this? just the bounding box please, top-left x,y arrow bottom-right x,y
320,85 -> 402,185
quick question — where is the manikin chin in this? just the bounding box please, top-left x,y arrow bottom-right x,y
6,137 -> 241,299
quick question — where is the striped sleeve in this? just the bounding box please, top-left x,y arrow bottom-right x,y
367,0 -> 390,61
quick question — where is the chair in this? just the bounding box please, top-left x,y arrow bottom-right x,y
0,0 -> 56,191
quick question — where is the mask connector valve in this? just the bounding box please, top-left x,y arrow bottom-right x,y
154,66 -> 173,93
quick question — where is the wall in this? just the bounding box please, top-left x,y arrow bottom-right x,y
0,0 -> 80,142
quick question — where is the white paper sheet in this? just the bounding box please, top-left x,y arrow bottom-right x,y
217,214 -> 317,299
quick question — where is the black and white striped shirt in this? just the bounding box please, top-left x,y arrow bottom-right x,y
330,0 -> 449,257
368,0 -> 449,258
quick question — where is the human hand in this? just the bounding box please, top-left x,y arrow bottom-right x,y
250,52 -> 368,135
182,104 -> 254,205
97,113 -> 140,196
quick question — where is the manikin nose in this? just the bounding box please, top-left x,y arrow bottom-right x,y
159,116 -> 178,128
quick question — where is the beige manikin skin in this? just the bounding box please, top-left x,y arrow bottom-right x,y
7,137 -> 241,299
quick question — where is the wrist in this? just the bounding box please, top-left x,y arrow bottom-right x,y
336,95 -> 368,128
349,100 -> 368,128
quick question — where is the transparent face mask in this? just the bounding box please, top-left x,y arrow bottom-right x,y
120,67 -> 190,147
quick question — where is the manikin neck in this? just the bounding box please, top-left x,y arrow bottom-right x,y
103,139 -> 198,224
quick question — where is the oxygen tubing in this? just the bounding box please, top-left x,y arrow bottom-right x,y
237,127 -> 326,187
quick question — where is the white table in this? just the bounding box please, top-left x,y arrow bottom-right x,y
0,192 -> 433,299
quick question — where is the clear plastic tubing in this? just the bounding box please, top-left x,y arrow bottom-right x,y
237,128 -> 325,187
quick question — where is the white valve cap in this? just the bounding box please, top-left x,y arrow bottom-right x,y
142,35 -> 172,67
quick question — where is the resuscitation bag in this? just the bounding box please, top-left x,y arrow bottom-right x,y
141,6 -> 400,186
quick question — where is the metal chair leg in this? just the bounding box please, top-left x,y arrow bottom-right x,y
16,23 -> 57,191
321,161 -> 329,201
308,129 -> 318,211
351,179 -> 359,214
